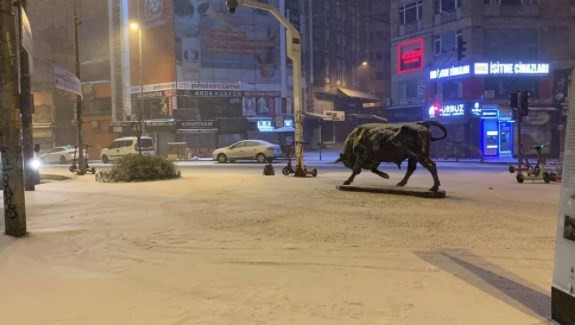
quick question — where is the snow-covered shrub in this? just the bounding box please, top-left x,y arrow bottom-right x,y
107,154 -> 180,182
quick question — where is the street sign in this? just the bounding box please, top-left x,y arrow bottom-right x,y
323,110 -> 345,121
54,66 -> 82,97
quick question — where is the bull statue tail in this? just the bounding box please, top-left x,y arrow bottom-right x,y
419,121 -> 448,141
334,157 -> 343,164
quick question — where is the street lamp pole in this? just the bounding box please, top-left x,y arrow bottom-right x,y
130,22 -> 143,156
73,0 -> 86,174
231,0 -> 306,176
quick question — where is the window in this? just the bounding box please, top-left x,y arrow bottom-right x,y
230,142 -> 245,149
139,138 -> 154,149
400,80 -> 418,99
442,80 -> 462,100
500,0 -> 521,5
435,0 -> 461,13
399,1 -> 422,25
375,72 -> 385,80
439,31 -> 456,53
522,0 -> 538,4
434,36 -> 441,55
123,140 -> 133,148
375,52 -> 383,60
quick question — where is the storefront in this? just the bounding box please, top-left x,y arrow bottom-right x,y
426,102 -> 481,158
176,120 -> 218,158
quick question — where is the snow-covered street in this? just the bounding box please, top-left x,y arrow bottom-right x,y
0,165 -> 559,324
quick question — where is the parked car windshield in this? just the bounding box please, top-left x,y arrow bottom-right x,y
139,139 -> 153,149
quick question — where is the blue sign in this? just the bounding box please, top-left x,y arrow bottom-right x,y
284,119 -> 293,128
481,109 -> 499,119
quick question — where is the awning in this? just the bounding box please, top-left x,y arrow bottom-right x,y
337,87 -> 380,102
347,114 -> 388,122
274,126 -> 295,133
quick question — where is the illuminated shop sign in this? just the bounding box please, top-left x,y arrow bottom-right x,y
429,65 -> 470,80
481,109 -> 499,118
474,62 -> 549,76
428,62 -> 550,80
257,120 -> 275,132
471,102 -> 482,116
428,103 -> 465,118
284,119 -> 293,127
397,38 -> 424,74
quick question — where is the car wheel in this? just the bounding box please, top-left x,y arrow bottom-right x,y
256,153 -> 267,163
217,154 -> 228,163
59,156 -> 67,164
102,155 -> 109,164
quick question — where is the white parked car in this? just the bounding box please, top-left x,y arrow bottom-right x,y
100,136 -> 155,163
39,146 -> 88,164
212,140 -> 282,163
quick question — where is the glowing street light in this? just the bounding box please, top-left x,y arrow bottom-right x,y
130,20 -> 144,155
361,61 -> 369,66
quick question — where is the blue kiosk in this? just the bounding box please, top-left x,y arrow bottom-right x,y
480,106 -> 514,158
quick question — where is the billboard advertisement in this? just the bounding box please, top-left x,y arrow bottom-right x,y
174,0 -> 281,85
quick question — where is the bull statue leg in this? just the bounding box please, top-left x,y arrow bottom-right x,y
370,164 -> 390,180
343,155 -> 364,185
416,156 -> 441,192
396,157 -> 417,187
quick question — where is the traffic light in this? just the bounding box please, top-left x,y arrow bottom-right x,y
509,91 -> 520,109
456,39 -> 467,61
520,91 -> 530,116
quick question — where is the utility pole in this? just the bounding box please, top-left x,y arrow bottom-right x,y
19,0 -> 35,191
73,0 -> 86,174
1,0 -> 27,236
227,0 -> 307,176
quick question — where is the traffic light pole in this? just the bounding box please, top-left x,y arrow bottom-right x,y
517,107 -> 523,170
1,0 -> 27,237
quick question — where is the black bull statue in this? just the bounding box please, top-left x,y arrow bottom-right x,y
335,121 -> 448,192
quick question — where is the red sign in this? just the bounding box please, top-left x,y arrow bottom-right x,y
397,38 -> 424,74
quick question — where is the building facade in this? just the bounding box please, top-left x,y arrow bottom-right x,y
390,0 -> 575,159
305,0 -> 391,144
29,0 -> 115,158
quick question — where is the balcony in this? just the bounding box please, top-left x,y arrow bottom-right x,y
484,3 -> 540,16
398,20 -> 423,36
433,8 -> 462,26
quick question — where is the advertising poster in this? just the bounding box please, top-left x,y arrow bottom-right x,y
174,0 -> 281,84
242,92 -> 278,117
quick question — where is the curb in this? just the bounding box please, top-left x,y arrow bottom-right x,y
40,174 -> 71,181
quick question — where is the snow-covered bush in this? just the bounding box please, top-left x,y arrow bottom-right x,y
106,155 -> 180,182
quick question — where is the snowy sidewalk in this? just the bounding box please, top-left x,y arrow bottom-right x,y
0,168 -> 559,324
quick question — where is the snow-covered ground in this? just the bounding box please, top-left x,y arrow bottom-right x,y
0,166 -> 559,324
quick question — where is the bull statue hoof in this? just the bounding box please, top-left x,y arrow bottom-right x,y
343,180 -> 352,186
396,182 -> 406,187
429,186 -> 439,192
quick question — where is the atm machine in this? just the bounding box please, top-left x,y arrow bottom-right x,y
480,108 -> 515,158
481,109 -> 500,157
498,120 -> 514,157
